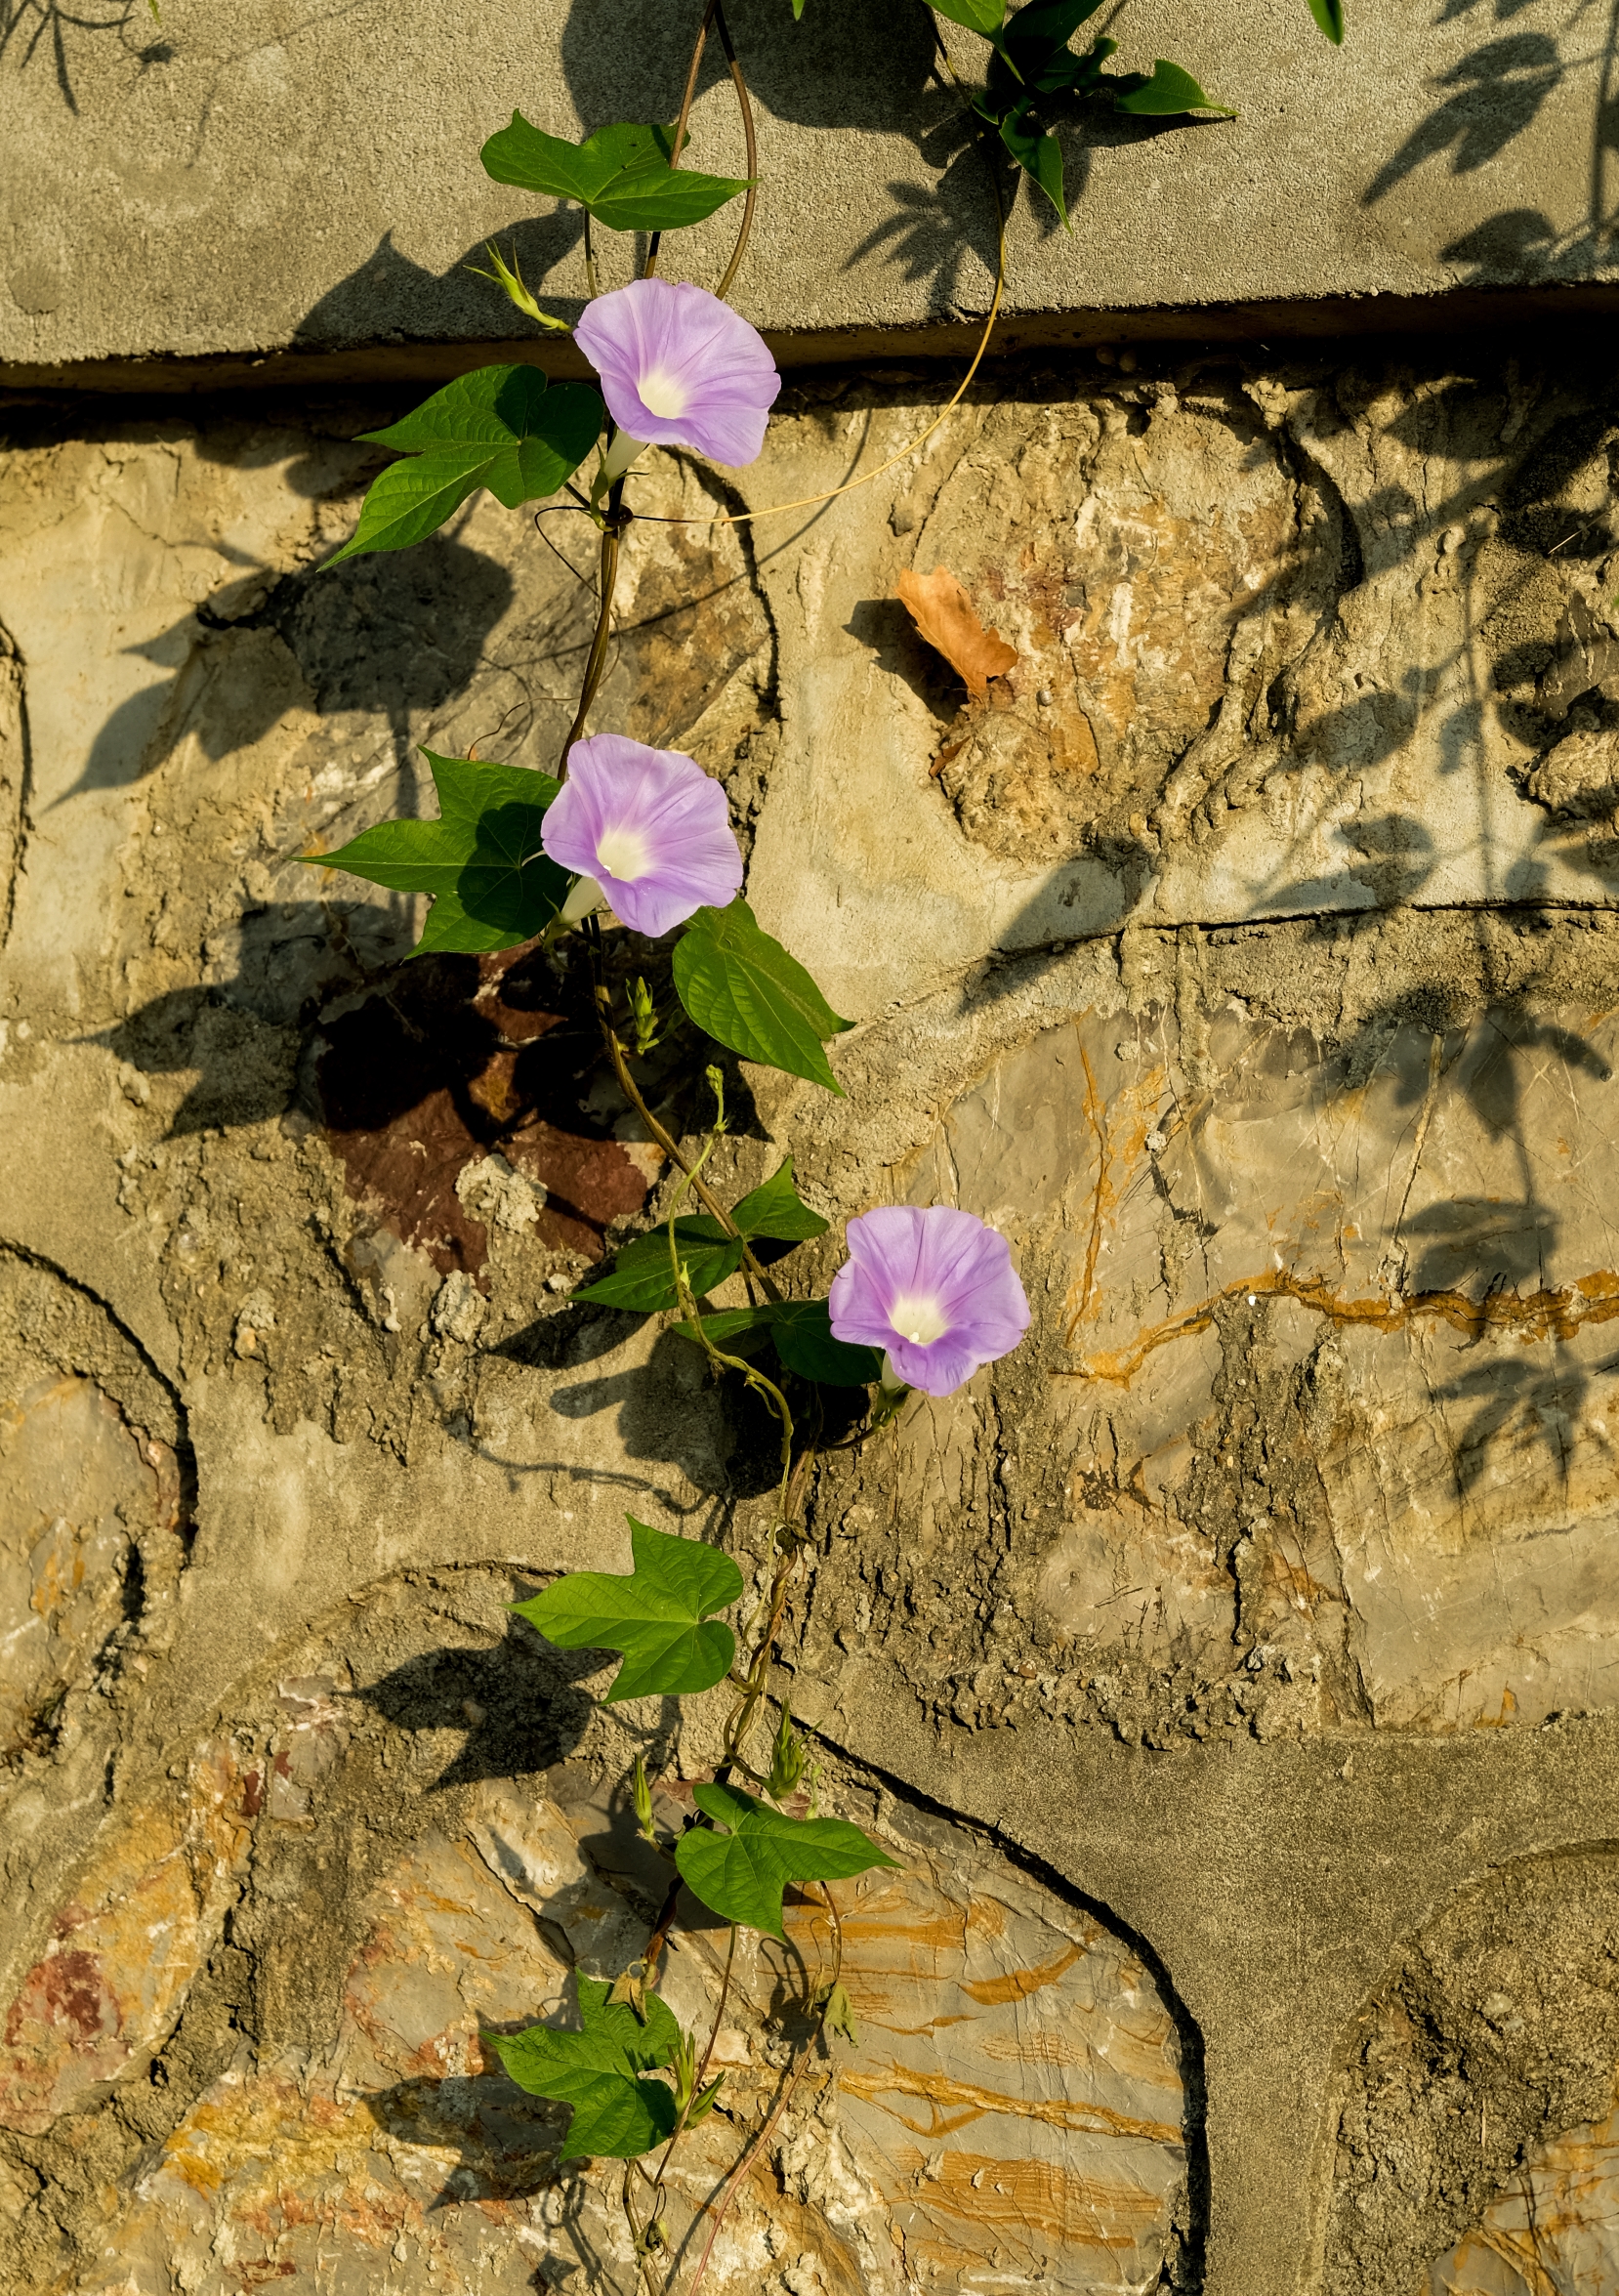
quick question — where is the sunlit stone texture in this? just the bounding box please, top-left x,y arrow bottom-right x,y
10,350 -> 1619,2294
0,1570 -> 1189,2292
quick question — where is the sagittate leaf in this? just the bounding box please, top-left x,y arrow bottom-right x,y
675,1780 -> 898,1938
673,898 -> 851,1096
896,565 -> 1018,698
309,752 -> 568,955
481,114 -> 752,233
1306,0 -> 1345,43
1113,59 -> 1235,116
572,1217 -> 745,1313
511,1518 -> 744,1701
729,1158 -> 829,1243
931,0 -> 1006,32
490,1975 -> 682,2158
328,366 -> 602,564
1000,105 -> 1068,226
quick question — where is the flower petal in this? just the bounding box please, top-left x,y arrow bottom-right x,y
542,733 -> 743,937
575,279 -> 780,468
828,1205 -> 1030,1398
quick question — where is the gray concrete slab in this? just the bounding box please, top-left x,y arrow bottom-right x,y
2,0 -> 1613,381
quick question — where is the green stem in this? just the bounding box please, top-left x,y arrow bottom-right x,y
644,1922 -> 737,2244
596,1008 -> 783,1303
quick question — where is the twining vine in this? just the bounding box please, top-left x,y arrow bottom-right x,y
305,0 -> 1344,2282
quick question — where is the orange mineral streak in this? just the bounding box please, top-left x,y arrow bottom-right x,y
1062,1265 -> 1619,1384
889,2146 -> 1177,2251
959,1941 -> 1083,2007
838,2058 -> 1183,2146
1073,1037 -> 1111,1328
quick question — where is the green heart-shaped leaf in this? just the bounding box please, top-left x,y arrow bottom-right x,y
673,898 -> 851,1095
329,366 -> 602,564
1112,58 -> 1235,116
571,1218 -> 746,1313
728,1158 -> 829,1243
768,1299 -> 882,1387
929,0 -> 1007,34
482,114 -> 753,233
490,1974 -> 682,2158
1000,105 -> 1068,226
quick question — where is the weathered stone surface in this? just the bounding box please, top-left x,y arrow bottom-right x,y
0,1569 -> 1190,2293
0,1737 -> 248,2135
1325,1847 -> 1619,2296
0,1251 -> 188,1770
783,959 -> 1619,1744
10,345 -> 1619,2292
1425,2092 -> 1619,2294
1,0 -> 1613,379
745,355 -> 1619,1017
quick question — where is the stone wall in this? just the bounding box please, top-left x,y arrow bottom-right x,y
6,336 -> 1619,2294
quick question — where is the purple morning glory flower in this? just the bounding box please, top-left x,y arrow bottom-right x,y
574,278 -> 780,469
542,732 -> 743,939
828,1206 -> 1031,1398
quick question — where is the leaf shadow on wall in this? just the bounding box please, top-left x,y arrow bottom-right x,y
1264,986 -> 1612,1502
554,0 -> 1221,313
292,221 -> 588,349
65,531 -> 516,801
353,1622 -> 613,1791
1363,2 -> 1619,287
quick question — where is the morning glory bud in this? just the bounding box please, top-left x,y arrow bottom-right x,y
541,732 -> 744,939
827,1206 -> 1031,1399
574,277 -> 781,470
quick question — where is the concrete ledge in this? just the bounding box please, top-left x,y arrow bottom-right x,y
4,278 -> 1619,400
2,0 -> 1611,372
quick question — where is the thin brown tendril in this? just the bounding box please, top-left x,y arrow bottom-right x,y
557,480 -> 626,770
677,1907 -> 838,2296
646,0 -> 718,280
642,1921 -> 737,2252
712,0 -> 759,302
530,509 -> 596,589
627,165 -> 1005,531
591,985 -> 783,1302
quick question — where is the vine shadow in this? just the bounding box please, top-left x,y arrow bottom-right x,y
1364,0 -> 1619,286
293,218 -> 588,348
62,528 -> 515,804
0,0 -> 166,112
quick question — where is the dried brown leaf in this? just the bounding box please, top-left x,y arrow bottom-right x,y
896,565 -> 1018,699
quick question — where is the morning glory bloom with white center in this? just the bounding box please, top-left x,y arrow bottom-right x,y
575,277 -> 780,473
541,732 -> 743,939
827,1205 -> 1031,1399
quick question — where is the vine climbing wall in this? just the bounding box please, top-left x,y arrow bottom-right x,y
6,2 -> 1619,2291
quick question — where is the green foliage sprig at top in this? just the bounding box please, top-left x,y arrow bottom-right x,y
297,0 -> 1344,2277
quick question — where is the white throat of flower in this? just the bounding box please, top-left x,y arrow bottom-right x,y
638,366 -> 688,420
888,1294 -> 949,1348
595,823 -> 653,883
